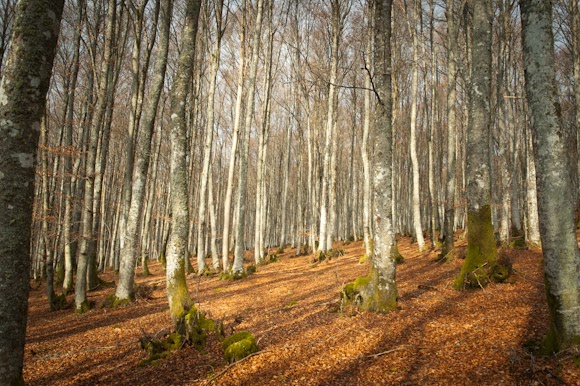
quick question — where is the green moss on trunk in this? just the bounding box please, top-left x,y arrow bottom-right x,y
76,300 -> 90,314
142,258 -> 150,276
341,266 -> 397,314
454,206 -> 502,289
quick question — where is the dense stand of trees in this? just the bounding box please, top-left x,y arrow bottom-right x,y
0,0 -> 579,382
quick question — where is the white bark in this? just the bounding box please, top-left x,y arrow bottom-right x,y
233,0 -> 264,274
408,0 -> 425,251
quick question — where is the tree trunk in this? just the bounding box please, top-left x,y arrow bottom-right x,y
520,0 -> 580,351
233,0 -> 264,274
221,0 -> 247,272
359,0 -> 397,312
0,0 -> 63,382
75,0 -> 116,312
317,0 -> 340,254
166,0 -> 202,326
196,0 -> 223,274
409,0 -> 425,251
115,0 -> 172,301
456,0 -> 498,289
442,0 -> 457,256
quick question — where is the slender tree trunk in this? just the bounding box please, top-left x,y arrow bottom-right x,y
196,0 -> 223,274
0,0 -> 63,382
166,0 -> 201,327
75,0 -> 116,312
362,19 -> 373,258
63,0 -> 83,296
525,122 -> 540,246
232,0 -> 264,274
409,0 -> 425,251
222,0 -> 246,272
254,7 -> 274,264
520,0 -> 580,351
317,0 -> 340,255
442,0 -> 457,256
115,0 -> 172,301
456,0 -> 498,289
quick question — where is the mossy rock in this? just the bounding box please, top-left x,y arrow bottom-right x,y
139,332 -> 182,366
246,265 -> 257,274
267,253 -> 279,263
222,331 -> 258,363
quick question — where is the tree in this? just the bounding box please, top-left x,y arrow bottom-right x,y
75,0 -> 117,312
115,0 -> 173,303
0,0 -> 63,382
520,0 -> 580,352
455,0 -> 500,289
232,0 -> 265,274
408,0 -> 425,251
349,0 -> 397,313
441,0 -> 457,257
166,0 -> 202,328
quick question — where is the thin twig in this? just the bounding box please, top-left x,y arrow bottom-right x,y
362,345 -> 427,359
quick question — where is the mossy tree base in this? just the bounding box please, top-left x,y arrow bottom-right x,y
310,249 -> 345,263
219,266 -> 254,281
341,268 -> 397,314
454,206 -> 509,289
142,258 -> 150,276
76,300 -> 91,314
49,293 -> 68,311
139,306 -> 223,366
222,331 -> 259,363
102,295 -> 133,308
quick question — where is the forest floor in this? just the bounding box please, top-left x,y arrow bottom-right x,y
24,236 -> 580,385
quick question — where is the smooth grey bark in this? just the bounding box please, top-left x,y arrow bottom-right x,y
524,123 -> 541,246
166,0 -> 201,324
76,0 -> 116,312
197,0 -> 223,273
62,0 -> 84,296
442,0 -> 457,256
520,0 -> 580,351
361,0 -> 397,312
317,0 -> 340,254
362,15 -> 373,258
115,0 -> 172,301
410,0 -> 424,251
221,0 -> 246,271
0,0 -> 63,383
455,0 -> 498,288
233,0 -> 264,274
254,4 -> 274,264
